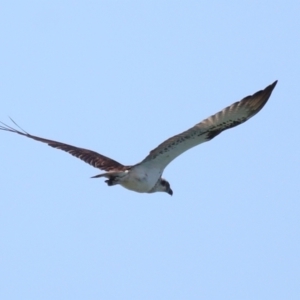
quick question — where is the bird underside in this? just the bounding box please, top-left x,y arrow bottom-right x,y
90,166 -> 164,193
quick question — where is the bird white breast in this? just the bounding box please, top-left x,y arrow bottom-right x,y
119,165 -> 162,193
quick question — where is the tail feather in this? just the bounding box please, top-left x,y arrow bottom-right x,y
90,170 -> 129,179
91,173 -> 108,179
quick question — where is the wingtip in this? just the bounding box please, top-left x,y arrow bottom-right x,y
260,80 -> 278,98
270,80 -> 278,89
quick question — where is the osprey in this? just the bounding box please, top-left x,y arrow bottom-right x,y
0,81 -> 277,196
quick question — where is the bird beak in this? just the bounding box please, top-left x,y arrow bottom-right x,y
168,188 -> 173,196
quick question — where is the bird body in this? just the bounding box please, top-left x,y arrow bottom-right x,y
0,81 -> 277,196
96,165 -> 163,193
121,166 -> 163,193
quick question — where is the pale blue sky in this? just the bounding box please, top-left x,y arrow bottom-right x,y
0,1 -> 299,299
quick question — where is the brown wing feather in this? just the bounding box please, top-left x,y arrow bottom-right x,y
0,121 -> 127,172
141,81 -> 277,169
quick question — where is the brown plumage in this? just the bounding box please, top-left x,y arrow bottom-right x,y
0,120 -> 129,172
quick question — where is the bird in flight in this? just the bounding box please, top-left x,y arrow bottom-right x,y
1,81 -> 277,196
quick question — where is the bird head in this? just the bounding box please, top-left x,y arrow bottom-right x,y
159,178 -> 173,196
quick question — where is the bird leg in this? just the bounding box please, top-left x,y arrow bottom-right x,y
105,177 -> 119,186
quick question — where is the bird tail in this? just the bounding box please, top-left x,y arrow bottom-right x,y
90,170 -> 128,179
91,173 -> 107,178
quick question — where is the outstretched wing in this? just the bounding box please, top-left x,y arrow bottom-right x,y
141,81 -> 277,169
0,120 -> 127,172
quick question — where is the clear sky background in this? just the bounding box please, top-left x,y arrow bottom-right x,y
0,1 -> 299,299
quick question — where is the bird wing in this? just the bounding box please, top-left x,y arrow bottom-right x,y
0,120 -> 127,172
141,81 -> 277,170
